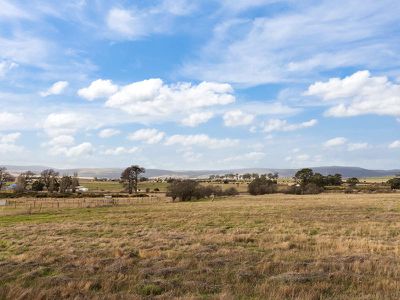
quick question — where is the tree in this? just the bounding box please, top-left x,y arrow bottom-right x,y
242,173 -> 252,180
0,167 -> 14,190
248,176 -> 278,195
32,180 -> 45,191
121,165 -> 145,194
294,168 -> 314,187
71,172 -> 79,192
166,180 -> 199,201
59,175 -> 72,193
14,171 -> 36,192
388,178 -> 400,190
41,169 -> 59,192
346,177 -> 359,187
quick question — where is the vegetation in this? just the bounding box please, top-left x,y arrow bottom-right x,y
166,180 -> 239,201
387,177 -> 400,190
1,194 -> 400,299
120,165 -> 146,194
248,174 -> 278,195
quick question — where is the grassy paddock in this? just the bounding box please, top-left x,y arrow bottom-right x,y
1,194 -> 400,299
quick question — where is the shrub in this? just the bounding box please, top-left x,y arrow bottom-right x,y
248,177 -> 277,195
31,181 -> 45,191
223,187 -> 239,196
166,180 -> 199,201
303,183 -> 324,194
388,178 -> 400,190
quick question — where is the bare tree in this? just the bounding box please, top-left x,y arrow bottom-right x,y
121,165 -> 145,194
71,172 -> 79,192
40,169 -> 59,192
0,167 -> 14,190
59,175 -> 72,193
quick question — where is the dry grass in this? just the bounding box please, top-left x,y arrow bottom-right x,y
1,194 -> 400,299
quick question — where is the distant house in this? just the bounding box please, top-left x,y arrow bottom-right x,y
76,186 -> 89,192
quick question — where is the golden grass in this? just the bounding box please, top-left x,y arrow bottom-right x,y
1,194 -> 400,299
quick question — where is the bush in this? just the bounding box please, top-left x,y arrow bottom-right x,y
223,187 -> 239,196
388,178 -> 400,190
285,183 -> 323,195
248,177 -> 277,195
166,181 -> 239,201
166,180 -> 199,201
303,183 -> 323,194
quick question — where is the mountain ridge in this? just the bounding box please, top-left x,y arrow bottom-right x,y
3,165 -> 400,179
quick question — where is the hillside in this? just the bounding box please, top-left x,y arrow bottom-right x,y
3,165 -> 400,179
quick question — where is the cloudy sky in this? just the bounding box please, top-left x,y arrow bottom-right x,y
0,0 -> 399,170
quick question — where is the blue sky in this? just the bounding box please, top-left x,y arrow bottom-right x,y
0,0 -> 399,170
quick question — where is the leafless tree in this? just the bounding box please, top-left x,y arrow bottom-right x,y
121,165 -> 145,194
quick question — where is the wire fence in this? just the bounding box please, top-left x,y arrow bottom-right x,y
0,195 -> 166,216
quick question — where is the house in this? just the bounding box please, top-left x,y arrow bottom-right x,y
76,186 -> 89,192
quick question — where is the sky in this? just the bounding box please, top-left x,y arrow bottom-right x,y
0,0 -> 399,170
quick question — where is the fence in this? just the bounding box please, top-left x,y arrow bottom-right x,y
0,195 -> 164,216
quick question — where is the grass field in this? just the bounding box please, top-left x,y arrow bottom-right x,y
1,194 -> 400,299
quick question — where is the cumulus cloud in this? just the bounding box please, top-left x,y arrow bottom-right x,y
324,137 -> 347,148
223,110 -> 254,127
165,134 -> 238,149
182,112 -> 214,127
42,112 -> 97,137
389,140 -> 400,149
46,135 -> 75,147
306,70 -> 400,117
103,146 -> 139,155
105,78 -> 234,120
0,132 -> 21,144
40,81 -> 69,97
98,128 -> 121,138
128,128 -> 165,144
78,79 -> 118,101
0,132 -> 23,154
50,142 -> 94,157
263,119 -> 317,133
0,112 -> 23,129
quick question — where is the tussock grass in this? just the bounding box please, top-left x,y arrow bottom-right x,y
1,194 -> 400,299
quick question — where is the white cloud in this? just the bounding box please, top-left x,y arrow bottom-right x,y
165,134 -> 239,149
347,143 -> 369,151
0,132 -> 23,154
183,1 -> 400,86
223,110 -> 254,127
182,112 -> 214,127
78,79 -> 119,101
306,70 -> 400,117
98,128 -> 121,138
42,112 -> 97,137
103,146 -> 139,155
0,132 -> 21,144
128,128 -> 165,144
0,60 -> 18,78
263,119 -> 317,133
65,142 -> 94,157
324,137 -> 347,148
389,140 -> 400,149
0,112 -> 24,130
40,81 -> 69,97
46,135 -> 75,147
106,1 -> 195,39
105,78 -> 235,121
222,151 -> 265,163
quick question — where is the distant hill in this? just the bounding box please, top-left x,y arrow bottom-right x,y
3,165 -> 400,179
